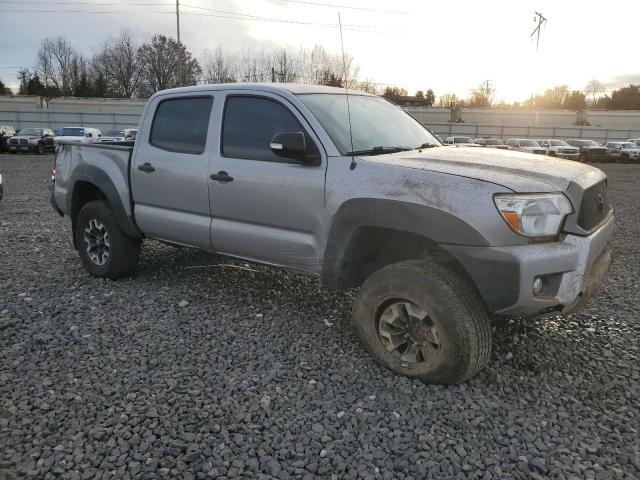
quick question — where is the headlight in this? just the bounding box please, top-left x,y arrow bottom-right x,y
494,193 -> 573,239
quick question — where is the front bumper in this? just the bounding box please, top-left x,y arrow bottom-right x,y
557,152 -> 580,160
8,144 -> 35,152
444,214 -> 614,317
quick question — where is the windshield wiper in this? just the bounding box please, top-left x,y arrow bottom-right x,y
345,146 -> 411,156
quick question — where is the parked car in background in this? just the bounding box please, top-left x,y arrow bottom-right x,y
566,139 -> 608,162
443,136 -> 479,146
100,128 -> 138,143
506,139 -> 547,155
604,142 -> 640,162
8,128 -> 55,154
537,139 -> 580,160
473,138 -> 509,149
0,125 -> 16,153
54,127 -> 102,144
627,138 -> 640,148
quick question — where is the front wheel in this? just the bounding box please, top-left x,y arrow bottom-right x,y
74,200 -> 141,279
352,260 -> 491,385
35,143 -> 44,155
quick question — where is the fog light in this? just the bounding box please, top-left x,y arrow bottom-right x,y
533,277 -> 544,295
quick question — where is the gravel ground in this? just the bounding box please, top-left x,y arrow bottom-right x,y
0,154 -> 638,480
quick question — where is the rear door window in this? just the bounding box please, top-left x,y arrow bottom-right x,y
150,96 -> 213,154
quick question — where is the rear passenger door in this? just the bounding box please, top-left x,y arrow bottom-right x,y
131,94 -> 215,250
208,91 -> 326,274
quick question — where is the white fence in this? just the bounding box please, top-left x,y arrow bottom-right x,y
1,95 -> 640,141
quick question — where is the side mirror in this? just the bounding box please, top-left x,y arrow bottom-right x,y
270,132 -> 306,162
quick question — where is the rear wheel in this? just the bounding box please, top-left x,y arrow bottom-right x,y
352,260 -> 492,385
74,200 -> 140,279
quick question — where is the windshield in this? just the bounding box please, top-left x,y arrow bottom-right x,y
550,140 -> 569,146
17,128 -> 42,136
519,140 -> 539,147
60,128 -> 84,137
297,94 -> 440,154
453,137 -> 472,144
621,143 -> 636,149
105,130 -> 124,137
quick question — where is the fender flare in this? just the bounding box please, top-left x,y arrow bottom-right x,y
321,198 -> 488,288
68,164 -> 142,240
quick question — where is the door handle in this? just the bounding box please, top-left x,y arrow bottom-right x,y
209,171 -> 234,183
137,162 -> 155,173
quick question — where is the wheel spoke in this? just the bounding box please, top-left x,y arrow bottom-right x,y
401,342 -> 420,363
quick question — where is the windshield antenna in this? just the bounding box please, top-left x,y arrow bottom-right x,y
338,13 -> 356,171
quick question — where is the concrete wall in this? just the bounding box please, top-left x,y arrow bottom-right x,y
1,94 -> 640,140
0,95 -> 145,130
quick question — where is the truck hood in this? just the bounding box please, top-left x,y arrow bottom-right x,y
364,146 -> 604,192
11,135 -> 40,140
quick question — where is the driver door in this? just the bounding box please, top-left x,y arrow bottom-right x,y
208,91 -> 327,274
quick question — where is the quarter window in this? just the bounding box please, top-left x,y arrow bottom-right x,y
222,96 -> 319,163
150,97 -> 213,154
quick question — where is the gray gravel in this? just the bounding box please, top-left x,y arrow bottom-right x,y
1,154 -> 638,480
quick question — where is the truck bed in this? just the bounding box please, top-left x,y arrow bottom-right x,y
52,141 -> 135,221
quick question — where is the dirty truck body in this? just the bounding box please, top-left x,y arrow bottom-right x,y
50,83 -> 614,384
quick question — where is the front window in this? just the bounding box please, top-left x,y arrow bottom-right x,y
519,140 -> 539,147
17,128 -> 42,136
453,137 -> 472,144
621,143 -> 636,150
61,128 -> 85,137
549,140 -> 569,146
297,94 -> 440,154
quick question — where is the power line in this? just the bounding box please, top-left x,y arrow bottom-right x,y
180,3 -> 400,32
279,0 -> 409,15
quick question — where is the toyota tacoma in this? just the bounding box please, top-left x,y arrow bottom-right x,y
50,84 -> 614,384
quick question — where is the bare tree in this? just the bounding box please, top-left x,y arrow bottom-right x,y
37,37 -> 77,95
468,81 -> 495,107
93,31 -> 145,98
201,47 -> 236,84
437,92 -> 460,108
585,79 -> 604,106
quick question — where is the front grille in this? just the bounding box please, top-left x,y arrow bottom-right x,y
533,149 -> 546,154
9,138 -> 18,145
20,139 -> 28,145
578,180 -> 611,231
587,148 -> 606,156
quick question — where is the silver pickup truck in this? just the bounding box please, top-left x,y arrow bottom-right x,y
50,83 -> 614,384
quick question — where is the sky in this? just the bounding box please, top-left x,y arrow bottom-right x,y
1,0 -> 639,102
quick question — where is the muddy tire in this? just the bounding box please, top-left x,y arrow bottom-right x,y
352,260 -> 491,385
74,200 -> 140,279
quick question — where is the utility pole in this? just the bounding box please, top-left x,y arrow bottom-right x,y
531,11 -> 547,52
176,0 -> 182,87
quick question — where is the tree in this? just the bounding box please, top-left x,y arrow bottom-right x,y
382,86 -> 408,103
202,47 -> 236,84
354,79 -> 380,95
415,90 -> 424,100
92,31 -> 145,98
425,89 -> 435,106
468,81 -> 495,107
563,90 -> 587,110
0,80 -> 12,95
437,92 -> 460,107
18,68 -> 32,94
526,85 -> 569,108
26,74 -> 46,96
610,84 -> 640,110
137,35 -> 201,98
37,36 -> 77,95
585,79 -> 604,105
